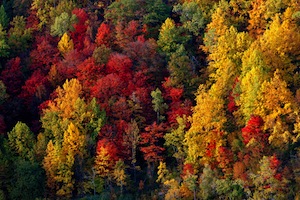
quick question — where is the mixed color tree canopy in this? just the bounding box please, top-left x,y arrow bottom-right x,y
1,0 -> 300,199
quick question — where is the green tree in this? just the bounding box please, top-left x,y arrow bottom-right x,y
0,24 -> 9,57
167,45 -> 200,96
237,46 -> 270,123
32,0 -> 76,29
143,0 -> 171,38
251,156 -> 288,199
151,88 -> 168,123
157,18 -> 190,59
199,164 -> 217,199
104,0 -> 140,25
0,5 -> 9,28
50,12 -> 77,37
7,16 -> 32,55
7,122 -> 36,161
123,119 -> 140,181
164,116 -> 188,165
0,80 -> 8,104
173,1 -> 206,36
9,159 -> 45,200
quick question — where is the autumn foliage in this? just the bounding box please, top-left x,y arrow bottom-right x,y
1,0 -> 300,199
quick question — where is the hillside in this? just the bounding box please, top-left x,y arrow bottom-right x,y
1,0 -> 300,199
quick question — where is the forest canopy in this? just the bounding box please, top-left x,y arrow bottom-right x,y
1,0 -> 300,199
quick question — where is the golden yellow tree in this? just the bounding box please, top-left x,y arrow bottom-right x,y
254,70 -> 300,148
57,32 -> 74,55
41,79 -> 105,197
258,8 -> 300,85
208,26 -> 253,99
185,85 -> 227,165
43,140 -> 61,195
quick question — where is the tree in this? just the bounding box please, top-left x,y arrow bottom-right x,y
9,159 -> 45,200
70,8 -> 88,50
93,45 -> 111,65
95,23 -> 113,47
115,20 -> 142,49
143,0 -> 170,38
57,32 -> 74,56
123,119 -> 140,181
199,164 -> 217,199
42,140 -> 61,197
0,57 -> 24,96
113,159 -> 127,195
41,79 -> 105,197
258,8 -> 300,85
173,1 -> 206,36
164,116 -> 188,165
251,156 -> 288,199
151,88 -> 168,123
19,70 -> 49,106
0,80 -> 8,105
238,46 -> 270,122
7,16 -> 32,55
185,85 -> 227,165
31,0 -> 76,29
167,46 -> 199,96
254,70 -> 300,148
140,122 -> 165,180
104,0 -> 141,25
94,139 -> 119,179
207,26 -> 253,98
50,12 -> 77,37
0,5 -> 9,28
0,24 -> 9,57
157,18 -> 189,59
247,0 -> 268,38
29,35 -> 60,73
7,122 -> 36,161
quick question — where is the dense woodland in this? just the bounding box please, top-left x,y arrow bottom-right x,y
1,0 -> 300,199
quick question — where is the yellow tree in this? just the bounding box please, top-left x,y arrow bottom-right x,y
113,159 -> 127,195
203,6 -> 228,53
41,79 -> 105,197
62,122 -> 85,158
258,8 -> 300,85
247,0 -> 268,38
254,70 -> 300,148
43,140 -> 61,195
94,146 -> 112,179
203,0 -> 251,53
58,32 -> 74,56
43,123 -> 84,198
185,85 -> 227,166
208,26 -> 253,98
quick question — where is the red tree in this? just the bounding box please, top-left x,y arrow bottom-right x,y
140,122 -> 165,163
71,8 -> 88,50
0,57 -> 24,96
19,70 -> 49,104
95,23 -> 113,47
29,37 -> 60,73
